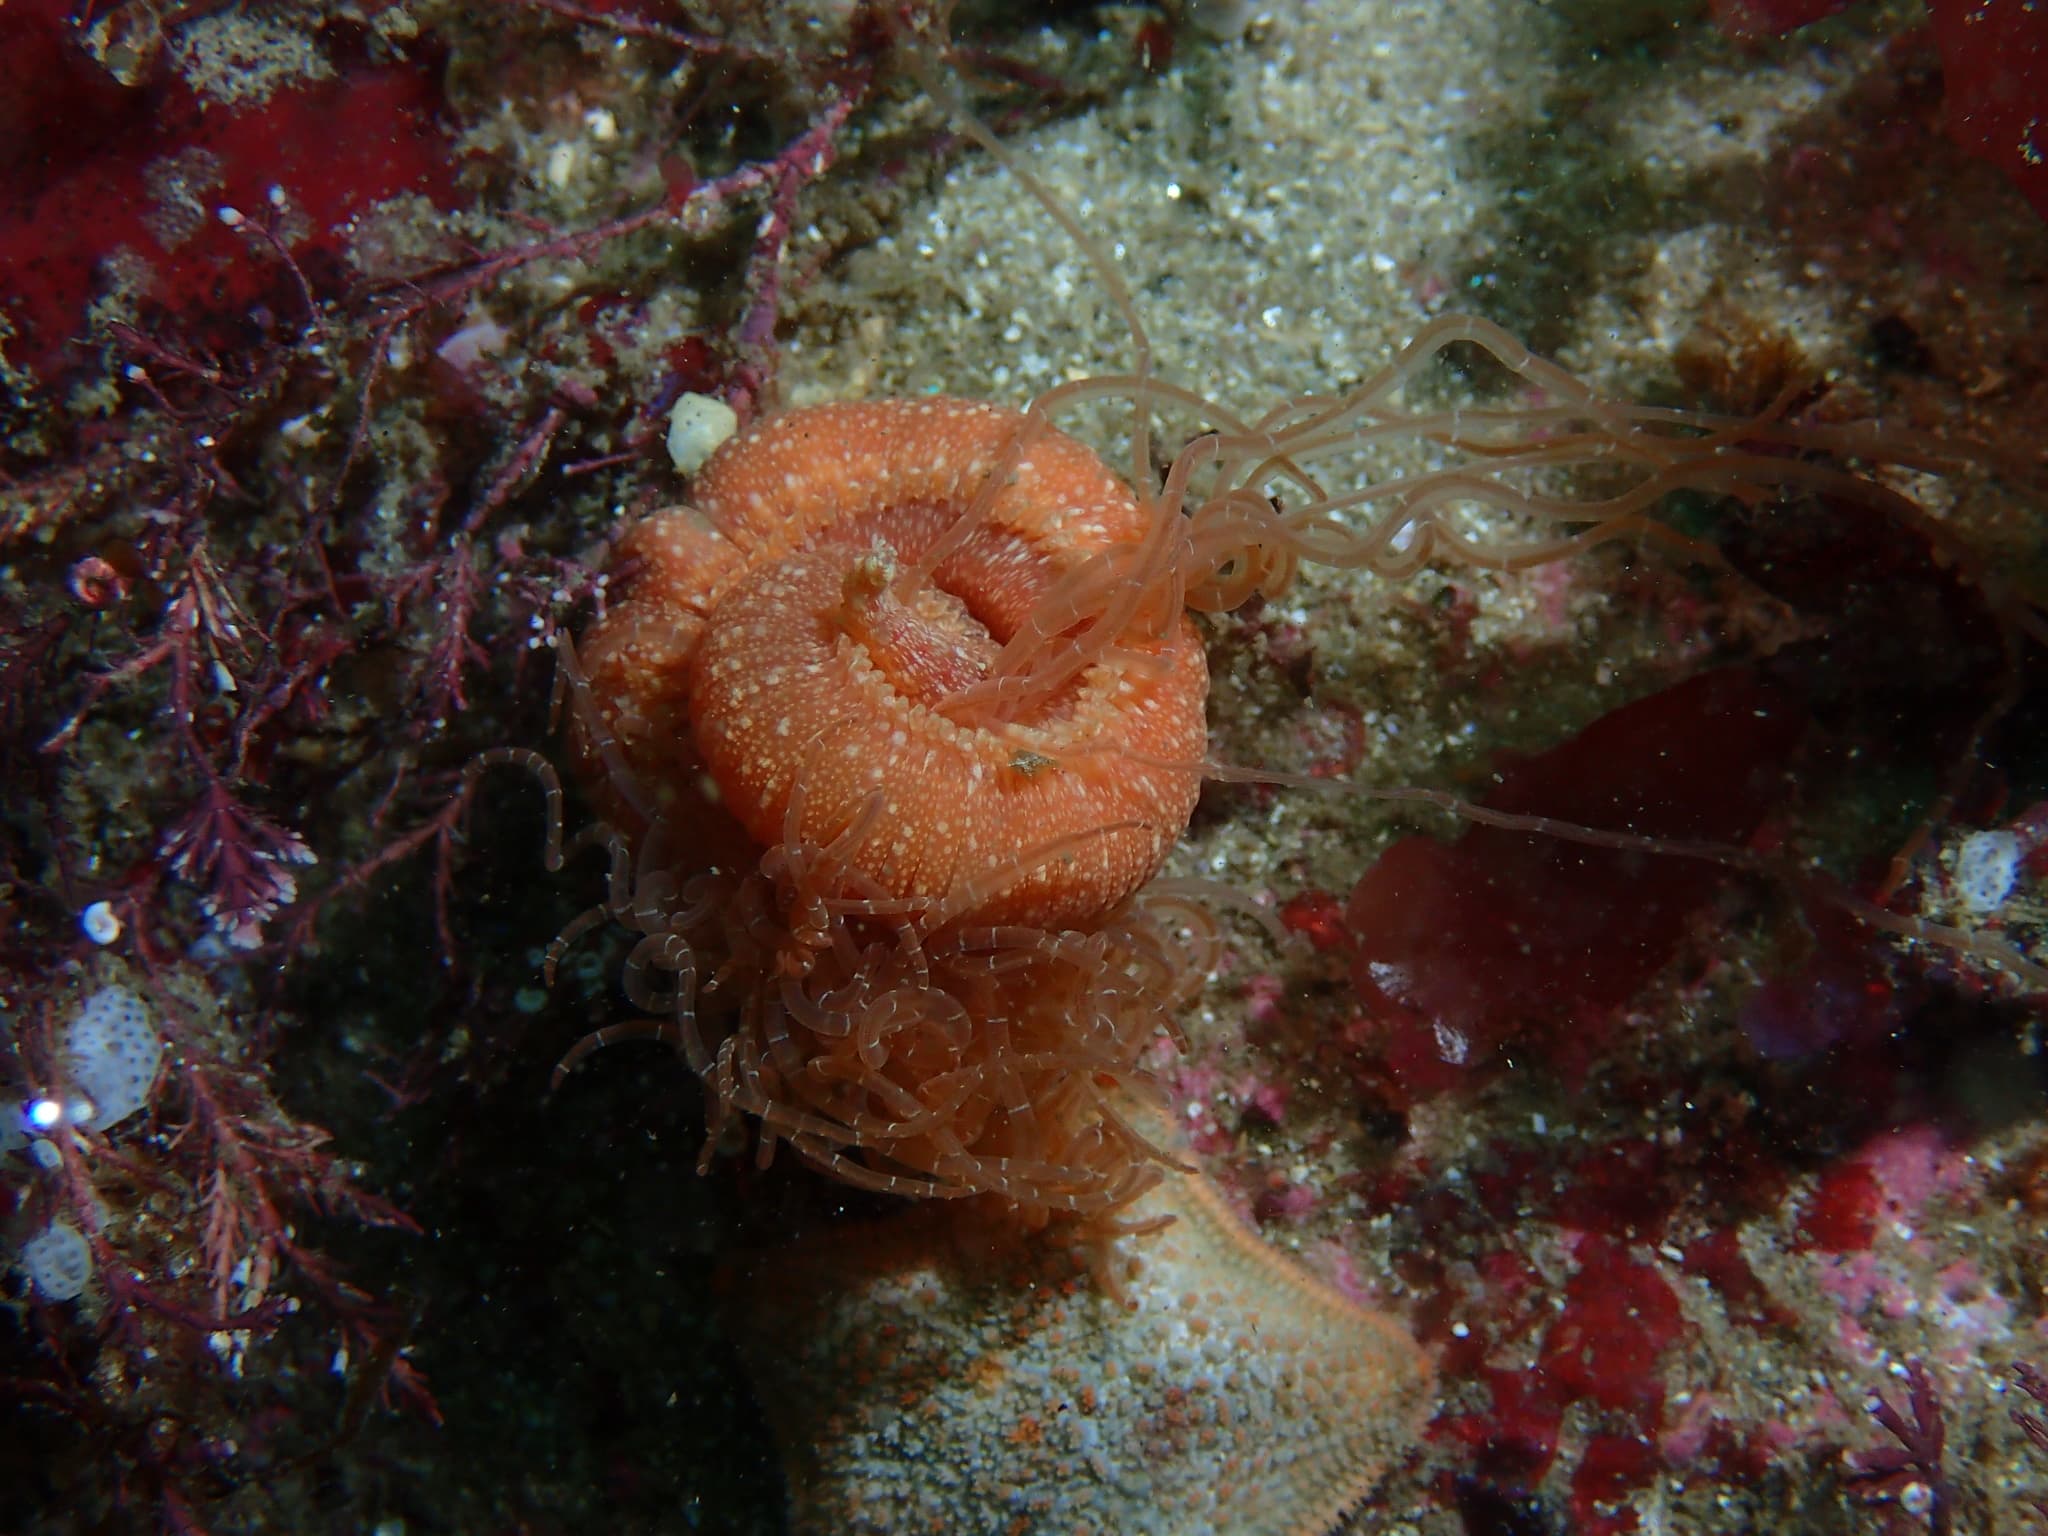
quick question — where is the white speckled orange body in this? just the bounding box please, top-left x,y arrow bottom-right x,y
578,396 -> 1208,931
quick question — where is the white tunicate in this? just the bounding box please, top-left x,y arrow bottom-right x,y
61,985 -> 163,1133
19,1219 -> 92,1301
666,392 -> 739,476
1955,830 -> 2022,915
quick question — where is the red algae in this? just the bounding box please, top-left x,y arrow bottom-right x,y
1540,1236 -> 1689,1418
1929,0 -> 2048,220
1796,1157 -> 1887,1253
1681,1228 -> 1792,1330
0,11 -> 456,383
1344,665 -> 1805,1099
1712,0 -> 2046,219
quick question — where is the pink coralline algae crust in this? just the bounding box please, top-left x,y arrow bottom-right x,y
1802,1128 -> 2004,1364
1806,1126 -> 1979,1251
0,3 -> 457,384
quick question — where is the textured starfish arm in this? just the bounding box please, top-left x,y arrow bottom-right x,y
729,1157 -> 1432,1536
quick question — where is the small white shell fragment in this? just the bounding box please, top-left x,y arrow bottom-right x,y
667,393 -> 739,476
434,315 -> 508,374
545,142 -> 577,189
20,1219 -> 92,1301
80,900 -> 122,945
1955,829 -> 2022,915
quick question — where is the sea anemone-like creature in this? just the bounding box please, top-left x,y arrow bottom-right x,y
566,848 -> 1222,1209
577,396 -> 1209,933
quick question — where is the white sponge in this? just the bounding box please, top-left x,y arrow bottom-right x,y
1955,830 -> 2022,915
19,1219 -> 92,1301
62,985 -> 163,1133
